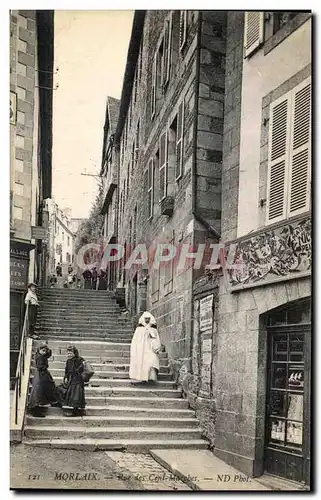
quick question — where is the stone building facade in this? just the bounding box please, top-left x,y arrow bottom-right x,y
214,11 -> 312,485
100,96 -> 120,290
110,10 -> 227,381
100,10 -> 311,486
46,199 -> 75,275
9,10 -> 54,379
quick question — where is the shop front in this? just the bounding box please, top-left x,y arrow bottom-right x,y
10,241 -> 34,384
264,299 -> 311,486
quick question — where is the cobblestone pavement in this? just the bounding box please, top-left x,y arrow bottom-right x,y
105,451 -> 191,490
10,444 -> 142,490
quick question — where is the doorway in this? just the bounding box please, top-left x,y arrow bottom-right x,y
264,301 -> 311,485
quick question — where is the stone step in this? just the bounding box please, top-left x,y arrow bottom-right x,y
39,299 -> 118,304
34,405 -> 193,417
23,438 -> 209,451
30,368 -> 172,381
45,361 -> 170,372
29,376 -> 175,388
46,353 -> 168,363
38,315 -> 132,324
36,335 -> 132,344
39,307 -> 120,313
57,396 -> 188,408
26,415 -> 199,428
35,343 -> 132,353
38,321 -> 133,328
40,290 -> 115,293
24,426 -> 203,440
36,325 -> 133,333
36,335 -> 133,343
67,387 -> 182,398
39,303 -> 125,312
33,339 -> 131,351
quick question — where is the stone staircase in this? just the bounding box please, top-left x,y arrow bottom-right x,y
24,288 -> 208,451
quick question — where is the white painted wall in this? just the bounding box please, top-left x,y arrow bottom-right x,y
237,19 -> 311,237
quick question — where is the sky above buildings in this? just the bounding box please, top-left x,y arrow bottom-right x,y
52,10 -> 133,218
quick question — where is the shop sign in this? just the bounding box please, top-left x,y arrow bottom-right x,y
200,294 -> 213,332
10,257 -> 28,290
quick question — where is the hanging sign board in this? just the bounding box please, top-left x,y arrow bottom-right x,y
200,294 -> 214,332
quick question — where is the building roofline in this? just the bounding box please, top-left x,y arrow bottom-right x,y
114,10 -> 146,143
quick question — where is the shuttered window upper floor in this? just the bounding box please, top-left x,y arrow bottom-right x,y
266,77 -> 311,224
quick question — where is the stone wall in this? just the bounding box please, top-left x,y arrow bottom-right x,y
118,11 -> 201,368
221,11 -> 244,242
10,10 -> 37,242
196,11 -> 227,231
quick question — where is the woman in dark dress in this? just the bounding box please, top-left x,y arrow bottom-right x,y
59,345 -> 86,416
98,269 -> 107,290
29,343 -> 57,416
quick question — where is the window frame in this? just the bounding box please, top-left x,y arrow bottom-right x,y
179,10 -> 187,51
148,158 -> 154,220
159,131 -> 168,202
266,77 -> 311,225
175,100 -> 184,181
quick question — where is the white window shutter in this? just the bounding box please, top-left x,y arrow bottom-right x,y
148,158 -> 154,219
266,95 -> 291,224
179,10 -> 187,51
288,78 -> 311,216
163,15 -> 172,87
176,100 -> 184,180
244,12 -> 264,58
159,131 -> 168,201
151,54 -> 157,118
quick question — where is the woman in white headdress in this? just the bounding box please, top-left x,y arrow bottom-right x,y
129,311 -> 161,383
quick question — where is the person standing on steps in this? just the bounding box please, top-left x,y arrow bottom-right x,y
129,311 -> 162,385
56,262 -> 62,277
82,267 -> 92,289
25,282 -> 40,339
29,343 -> 58,416
98,268 -> 107,290
91,267 -> 98,290
57,345 -> 86,416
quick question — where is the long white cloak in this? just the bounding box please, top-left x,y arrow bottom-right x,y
129,314 -> 161,382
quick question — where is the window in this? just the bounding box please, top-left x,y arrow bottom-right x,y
244,12 -> 264,58
266,78 -> 311,224
67,236 -> 70,246
164,237 -> 174,295
176,100 -> 184,180
148,158 -> 154,219
126,163 -> 130,198
13,206 -> 23,220
133,206 -> 137,246
133,67 -> 138,105
134,121 -> 140,168
159,132 -> 168,201
151,53 -> 157,119
179,10 -> 187,51
138,41 -> 143,82
62,231 -> 64,242
273,12 -> 297,34
131,142 -> 135,175
151,268 -> 159,303
163,14 -> 172,88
